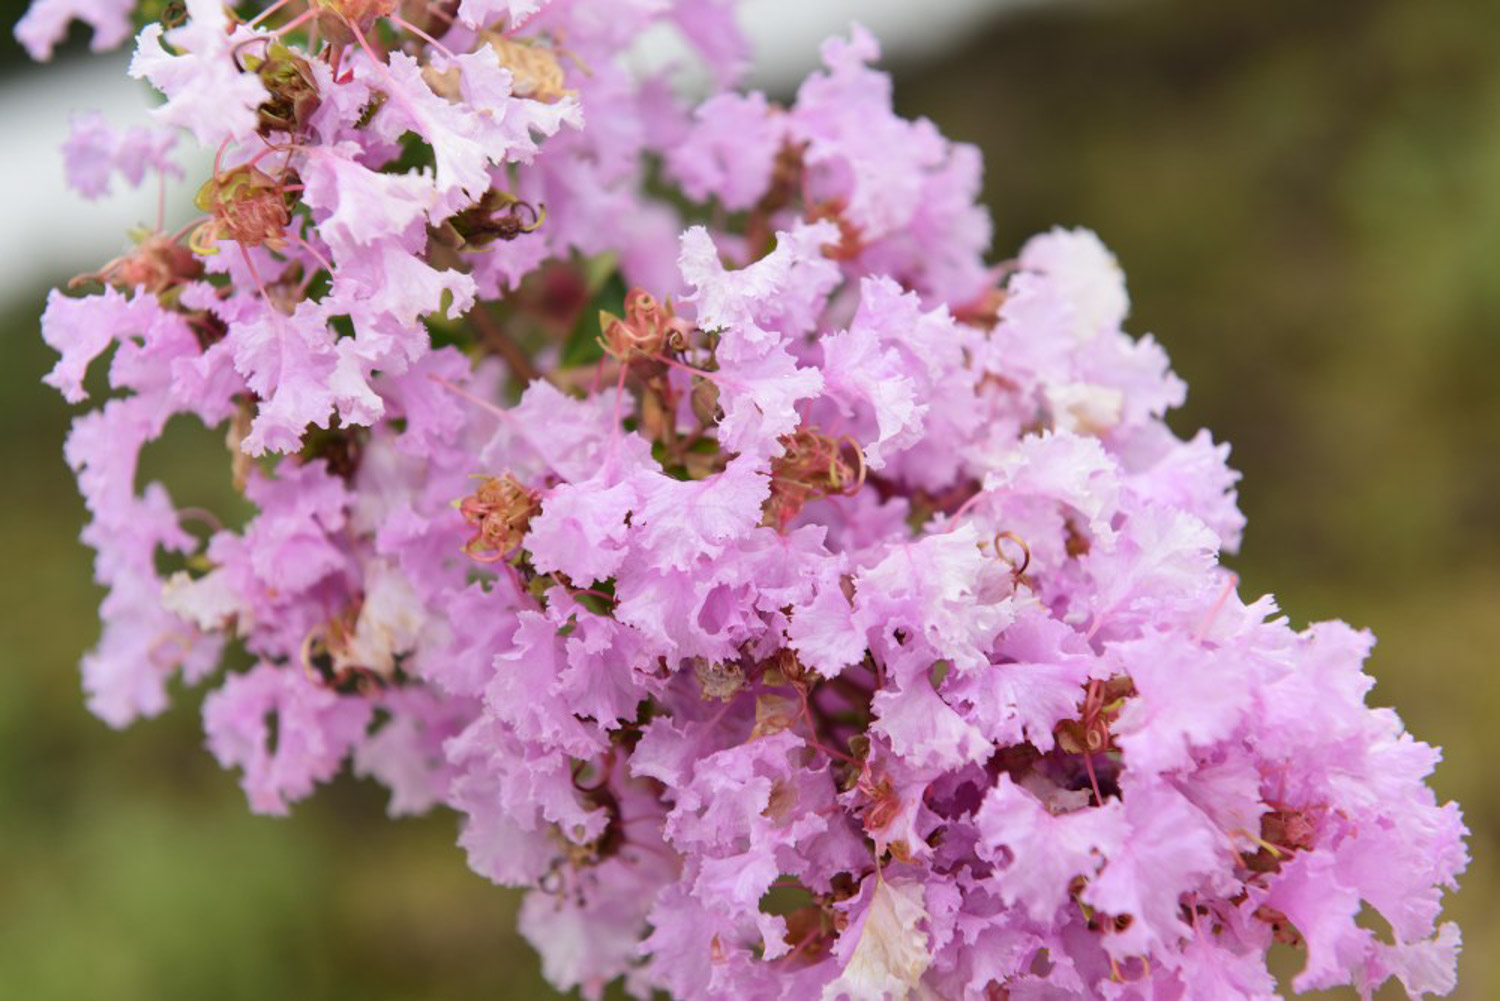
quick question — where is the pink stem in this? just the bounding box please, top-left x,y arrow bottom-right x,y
290,234 -> 335,277
273,7 -> 317,37
390,14 -> 455,59
1194,572 -> 1239,644
247,0 -> 296,29
427,374 -> 513,423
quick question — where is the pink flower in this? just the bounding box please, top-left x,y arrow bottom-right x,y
15,0 -> 133,60
30,6 -> 1467,998
203,663 -> 371,815
62,111 -> 180,199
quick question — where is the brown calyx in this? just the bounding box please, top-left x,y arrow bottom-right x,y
764,428 -> 865,530
72,231 -> 204,297
458,474 -> 541,562
193,165 -> 292,250
599,289 -> 692,362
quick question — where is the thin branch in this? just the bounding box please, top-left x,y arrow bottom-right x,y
468,303 -> 544,385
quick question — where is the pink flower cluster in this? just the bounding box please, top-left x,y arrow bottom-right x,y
26,1 -> 1466,998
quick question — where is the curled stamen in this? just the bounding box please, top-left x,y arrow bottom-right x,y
765,429 -> 865,530
186,220 -> 217,256
992,530 -> 1031,578
231,35 -> 274,72
436,190 -> 547,251
838,435 -> 866,496
158,0 -> 188,27
300,624 -> 329,683
548,573 -> 618,610
513,200 -> 544,230
570,751 -> 615,794
598,289 -> 693,362
175,506 -> 224,534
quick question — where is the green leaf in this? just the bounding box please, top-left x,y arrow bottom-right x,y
559,270 -> 628,369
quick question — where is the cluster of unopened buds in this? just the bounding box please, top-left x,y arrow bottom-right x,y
24,0 -> 1466,997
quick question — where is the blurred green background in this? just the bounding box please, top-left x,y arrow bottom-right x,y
1,0 -> 1495,997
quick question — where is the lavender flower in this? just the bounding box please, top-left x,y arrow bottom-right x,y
24,1 -> 1466,998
